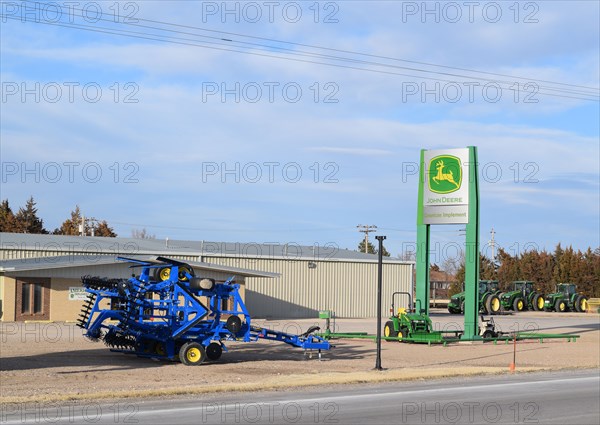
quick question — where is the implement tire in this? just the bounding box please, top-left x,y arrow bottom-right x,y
179,342 -> 206,366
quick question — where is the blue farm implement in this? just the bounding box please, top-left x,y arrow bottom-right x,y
76,256 -> 330,365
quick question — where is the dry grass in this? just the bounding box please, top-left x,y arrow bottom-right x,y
0,366 -> 549,405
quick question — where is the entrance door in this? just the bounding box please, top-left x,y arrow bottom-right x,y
16,279 -> 50,321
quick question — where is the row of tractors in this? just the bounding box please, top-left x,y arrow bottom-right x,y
448,281 -> 589,315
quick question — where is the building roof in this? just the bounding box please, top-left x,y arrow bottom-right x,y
0,254 -> 279,278
0,232 -> 411,264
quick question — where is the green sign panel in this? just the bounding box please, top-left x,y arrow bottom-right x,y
419,148 -> 469,225
428,155 -> 462,194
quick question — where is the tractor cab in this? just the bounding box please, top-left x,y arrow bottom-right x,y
557,283 -> 577,296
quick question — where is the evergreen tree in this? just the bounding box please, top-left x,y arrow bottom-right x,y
0,200 -> 18,232
358,239 -> 376,254
55,206 -> 83,235
358,239 -> 390,256
14,197 -> 47,234
94,220 -> 117,237
54,207 -> 117,237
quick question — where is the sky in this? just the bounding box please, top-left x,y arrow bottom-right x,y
1,0 -> 599,265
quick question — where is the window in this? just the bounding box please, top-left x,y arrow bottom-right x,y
17,279 -> 49,320
21,282 -> 45,314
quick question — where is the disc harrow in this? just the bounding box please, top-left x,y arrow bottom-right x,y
77,256 -> 330,365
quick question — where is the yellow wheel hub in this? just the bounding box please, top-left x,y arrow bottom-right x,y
491,298 -> 500,312
178,266 -> 192,282
186,347 -> 201,363
538,298 -> 545,309
384,326 -> 390,337
159,268 -> 171,281
559,303 -> 565,311
581,299 -> 588,311
517,300 -> 524,310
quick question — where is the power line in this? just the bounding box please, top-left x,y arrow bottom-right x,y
20,0 -> 598,93
2,6 -> 598,101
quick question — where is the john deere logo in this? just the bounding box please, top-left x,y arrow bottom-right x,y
428,155 -> 462,194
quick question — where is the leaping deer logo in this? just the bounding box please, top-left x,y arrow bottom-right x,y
432,160 -> 460,189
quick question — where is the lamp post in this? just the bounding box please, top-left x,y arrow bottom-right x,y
375,235 -> 387,370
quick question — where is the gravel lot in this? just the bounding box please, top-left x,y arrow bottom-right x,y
1,311 -> 598,403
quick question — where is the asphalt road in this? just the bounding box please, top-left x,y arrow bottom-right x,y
2,369 -> 598,425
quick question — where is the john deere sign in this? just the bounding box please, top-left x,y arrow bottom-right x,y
415,146 -> 480,339
419,148 -> 470,224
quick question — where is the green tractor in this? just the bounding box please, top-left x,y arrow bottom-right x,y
448,281 -> 501,315
544,283 -> 588,313
383,292 -> 443,343
500,281 -> 545,312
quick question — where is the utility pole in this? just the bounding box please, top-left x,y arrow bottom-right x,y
490,227 -> 496,260
357,224 -> 377,253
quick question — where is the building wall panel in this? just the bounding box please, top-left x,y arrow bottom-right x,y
203,257 -> 412,318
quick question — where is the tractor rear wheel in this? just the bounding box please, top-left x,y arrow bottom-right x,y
575,295 -> 588,313
383,321 -> 398,341
532,294 -> 544,311
481,295 -> 490,314
488,295 -> 501,314
513,297 -> 525,312
206,342 -> 223,361
179,342 -> 206,366
555,299 -> 567,313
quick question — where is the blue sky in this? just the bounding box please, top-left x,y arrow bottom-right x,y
1,0 -> 599,262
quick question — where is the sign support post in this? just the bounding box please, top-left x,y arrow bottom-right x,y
416,146 -> 480,339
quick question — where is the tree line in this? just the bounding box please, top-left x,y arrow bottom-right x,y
0,197 -> 117,237
451,245 -> 600,297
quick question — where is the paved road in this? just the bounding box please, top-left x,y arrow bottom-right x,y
2,370 -> 598,424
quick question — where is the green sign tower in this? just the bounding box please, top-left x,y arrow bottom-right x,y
416,146 -> 480,339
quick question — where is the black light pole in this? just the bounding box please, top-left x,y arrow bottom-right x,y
375,235 -> 386,371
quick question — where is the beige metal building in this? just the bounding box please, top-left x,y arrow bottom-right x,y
0,233 -> 413,320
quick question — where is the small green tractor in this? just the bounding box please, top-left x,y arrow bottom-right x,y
448,281 -> 501,315
383,292 -> 443,343
500,281 -> 545,312
544,283 -> 588,312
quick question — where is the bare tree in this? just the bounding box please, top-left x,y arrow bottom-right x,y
132,228 -> 156,239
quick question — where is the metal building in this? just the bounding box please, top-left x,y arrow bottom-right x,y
0,233 -> 413,320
